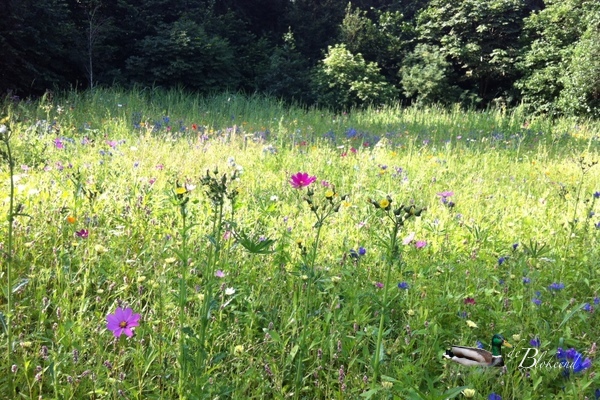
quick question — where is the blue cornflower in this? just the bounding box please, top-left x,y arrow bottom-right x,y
488,394 -> 502,400
346,128 -> 357,139
532,298 -> 542,306
593,191 -> 600,199
557,347 -> 592,375
476,341 -> 485,349
522,277 -> 531,284
548,282 -> 565,291
594,297 -> 600,305
512,243 -> 519,250
530,337 -> 541,347
498,256 -> 508,265
583,303 -> 592,312
358,247 -> 366,256
397,282 -> 409,290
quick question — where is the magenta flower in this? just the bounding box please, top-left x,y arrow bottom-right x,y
75,229 -> 89,239
106,307 -> 141,337
54,137 -> 64,149
215,270 -> 225,278
437,191 -> 454,198
289,172 -> 316,189
415,240 -> 427,249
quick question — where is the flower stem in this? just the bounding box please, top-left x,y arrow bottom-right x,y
373,222 -> 399,382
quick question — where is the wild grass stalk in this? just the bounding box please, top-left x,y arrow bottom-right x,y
0,115 -> 15,398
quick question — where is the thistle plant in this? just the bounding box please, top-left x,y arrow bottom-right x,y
367,196 -> 425,384
170,182 -> 193,398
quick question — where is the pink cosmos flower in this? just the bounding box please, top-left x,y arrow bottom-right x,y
415,240 -> 427,249
106,307 -> 141,338
215,270 -> 225,278
289,172 -> 316,189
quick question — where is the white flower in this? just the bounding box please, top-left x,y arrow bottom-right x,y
225,287 -> 236,296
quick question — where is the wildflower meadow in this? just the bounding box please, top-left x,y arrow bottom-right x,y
1,88 -> 600,399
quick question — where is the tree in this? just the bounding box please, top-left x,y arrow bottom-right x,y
0,0 -> 81,94
125,18 -> 239,93
401,43 -> 460,105
313,43 -> 397,110
517,0 -> 600,116
415,0 -> 527,106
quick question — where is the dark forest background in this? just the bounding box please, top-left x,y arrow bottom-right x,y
0,0 -> 598,116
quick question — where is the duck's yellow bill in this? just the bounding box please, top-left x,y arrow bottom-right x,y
503,340 -> 512,348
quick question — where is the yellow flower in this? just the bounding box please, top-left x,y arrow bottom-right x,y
234,345 -> 245,356
331,276 -> 341,283
175,187 -> 187,195
462,388 -> 476,398
94,244 -> 108,254
165,257 -> 177,264
407,309 -> 415,316
381,381 -> 393,389
466,320 -> 478,328
325,189 -> 334,199
512,334 -> 521,342
301,275 -> 309,281
379,199 -> 390,209
197,293 -> 205,302
66,215 -> 77,224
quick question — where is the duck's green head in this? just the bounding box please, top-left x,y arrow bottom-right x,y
491,334 -> 512,356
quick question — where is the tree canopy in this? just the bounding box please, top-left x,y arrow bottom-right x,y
0,0 -> 598,117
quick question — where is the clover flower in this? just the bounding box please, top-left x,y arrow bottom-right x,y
106,307 -> 141,338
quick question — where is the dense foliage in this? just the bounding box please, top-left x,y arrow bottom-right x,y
0,0 -> 599,116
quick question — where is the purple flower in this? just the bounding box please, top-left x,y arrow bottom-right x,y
488,393 -> 502,400
75,229 -> 89,239
437,191 -> 454,198
593,191 -> 600,199
54,137 -> 64,149
498,256 -> 508,265
397,282 -> 409,290
512,243 -> 519,250
375,282 -> 384,289
215,270 -> 225,278
549,282 -> 565,291
532,298 -> 542,306
289,172 -> 316,189
583,303 -> 592,312
522,277 -> 531,284
358,247 -> 366,256
476,341 -> 484,349
415,240 -> 427,249
530,338 -> 541,347
106,307 -> 141,337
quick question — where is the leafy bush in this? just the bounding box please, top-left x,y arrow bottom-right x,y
313,44 -> 397,110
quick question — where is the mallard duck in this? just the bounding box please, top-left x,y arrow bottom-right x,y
443,334 -> 512,367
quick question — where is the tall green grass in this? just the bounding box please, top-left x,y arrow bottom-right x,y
1,88 -> 600,399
